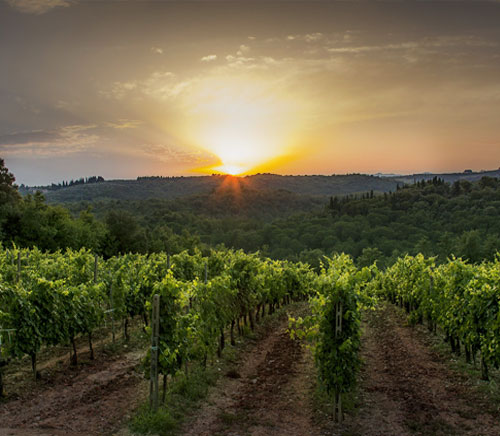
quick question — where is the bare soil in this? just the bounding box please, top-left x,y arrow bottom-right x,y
0,344 -> 148,436
343,303 -> 500,436
179,314 -> 322,436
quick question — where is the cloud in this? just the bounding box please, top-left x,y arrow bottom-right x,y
5,0 -> 71,14
54,99 -> 80,111
286,33 -> 323,43
201,54 -> 217,62
224,54 -> 258,70
326,35 -> 497,55
105,119 -> 142,129
102,71 -> 193,101
237,44 -> 250,55
104,81 -> 138,100
304,33 -> 324,43
151,47 -> 163,55
0,130 -> 55,146
137,143 -> 214,164
0,124 -> 99,156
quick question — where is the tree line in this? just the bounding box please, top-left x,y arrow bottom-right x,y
1,158 -> 499,266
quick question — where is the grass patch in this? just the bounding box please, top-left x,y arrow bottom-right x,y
130,405 -> 178,435
130,364 -> 218,436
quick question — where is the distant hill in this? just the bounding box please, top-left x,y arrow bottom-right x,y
23,173 -> 399,203
392,169 -> 500,185
20,169 -> 500,204
66,187 -> 329,222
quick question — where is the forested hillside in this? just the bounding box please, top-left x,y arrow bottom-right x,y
21,169 -> 500,204
65,175 -> 500,267
23,173 -> 400,202
4,159 -> 500,267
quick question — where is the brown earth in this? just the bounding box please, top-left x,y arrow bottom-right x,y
343,303 -> 500,436
179,314 -> 322,436
0,347 -> 147,436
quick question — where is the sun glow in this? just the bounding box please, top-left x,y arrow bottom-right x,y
202,124 -> 286,175
214,164 -> 246,176
179,77 -> 305,176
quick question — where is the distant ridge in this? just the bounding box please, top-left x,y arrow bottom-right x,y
20,169 -> 500,204
392,168 -> 500,185
21,173 -> 397,203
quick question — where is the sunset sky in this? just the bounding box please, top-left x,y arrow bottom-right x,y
1,0 -> 500,185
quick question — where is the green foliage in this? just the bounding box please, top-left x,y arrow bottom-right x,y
377,254 -> 500,378
50,175 -> 500,264
0,246 -> 315,388
130,404 -> 178,435
290,254 -> 367,396
5,157 -> 500,266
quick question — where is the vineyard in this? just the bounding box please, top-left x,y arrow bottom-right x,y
1,246 -> 500,434
377,254 -> 500,380
0,247 -> 362,411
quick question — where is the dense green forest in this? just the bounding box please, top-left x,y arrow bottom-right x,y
2,159 -> 500,266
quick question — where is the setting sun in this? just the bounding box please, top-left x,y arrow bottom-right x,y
214,163 -> 246,176
178,76 -> 305,176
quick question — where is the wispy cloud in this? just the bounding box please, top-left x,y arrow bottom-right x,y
326,35 -> 497,55
0,124 -> 98,156
225,54 -> 256,69
201,54 -> 217,62
286,32 -> 324,42
54,99 -> 80,111
137,143 -> 214,164
237,44 -> 250,55
102,71 -> 193,101
104,119 -> 142,129
104,81 -> 138,100
5,0 -> 71,14
151,47 -> 163,55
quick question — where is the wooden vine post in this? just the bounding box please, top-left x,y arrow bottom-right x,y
110,286 -> 116,344
334,300 -> 343,423
88,255 -> 99,359
150,294 -> 160,411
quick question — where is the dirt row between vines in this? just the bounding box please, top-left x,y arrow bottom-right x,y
0,309 -> 322,436
344,303 -> 500,436
179,303 -> 500,436
0,345 -> 148,436
179,314 -> 322,436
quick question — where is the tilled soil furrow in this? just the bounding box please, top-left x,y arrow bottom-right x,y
0,352 -> 146,435
181,319 -> 322,436
345,304 -> 500,436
